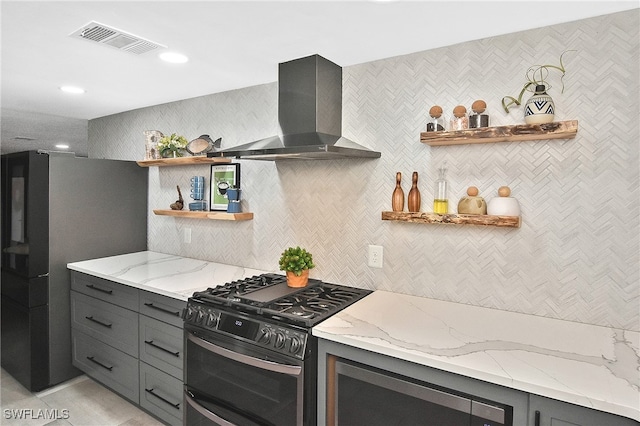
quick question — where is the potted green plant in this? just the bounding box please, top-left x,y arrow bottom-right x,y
158,133 -> 189,158
501,50 -> 575,124
279,246 -> 315,288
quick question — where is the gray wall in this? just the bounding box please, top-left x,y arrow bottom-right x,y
89,10 -> 639,331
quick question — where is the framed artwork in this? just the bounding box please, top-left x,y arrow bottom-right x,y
210,163 -> 240,211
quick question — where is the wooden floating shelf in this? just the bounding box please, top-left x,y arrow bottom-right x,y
153,209 -> 253,221
137,156 -> 231,167
420,120 -> 578,146
382,211 -> 521,228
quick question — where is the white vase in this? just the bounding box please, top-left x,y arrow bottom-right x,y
524,84 -> 555,124
487,197 -> 520,217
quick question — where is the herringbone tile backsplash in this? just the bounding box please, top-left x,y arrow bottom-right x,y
90,10 -> 639,331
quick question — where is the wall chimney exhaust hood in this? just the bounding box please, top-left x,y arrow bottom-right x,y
209,55 -> 381,160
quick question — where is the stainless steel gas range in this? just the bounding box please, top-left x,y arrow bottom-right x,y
182,273 -> 371,425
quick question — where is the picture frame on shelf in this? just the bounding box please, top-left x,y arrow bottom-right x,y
210,163 -> 240,211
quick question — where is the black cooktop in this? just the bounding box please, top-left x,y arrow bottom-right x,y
189,273 -> 371,327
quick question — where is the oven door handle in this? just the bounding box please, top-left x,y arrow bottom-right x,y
187,333 -> 302,376
185,392 -> 235,426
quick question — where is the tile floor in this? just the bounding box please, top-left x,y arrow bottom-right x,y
0,368 -> 164,425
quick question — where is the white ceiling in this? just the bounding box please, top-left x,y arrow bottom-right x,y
1,0 -> 637,156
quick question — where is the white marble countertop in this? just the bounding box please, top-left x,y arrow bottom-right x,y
67,251 -> 268,301
312,291 -> 640,422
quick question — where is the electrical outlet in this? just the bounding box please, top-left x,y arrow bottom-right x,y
368,245 -> 383,268
184,228 -> 192,244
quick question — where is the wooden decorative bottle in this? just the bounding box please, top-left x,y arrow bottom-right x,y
392,172 -> 404,212
408,171 -> 421,212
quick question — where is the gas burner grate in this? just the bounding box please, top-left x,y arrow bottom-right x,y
189,273 -> 372,328
197,274 -> 283,301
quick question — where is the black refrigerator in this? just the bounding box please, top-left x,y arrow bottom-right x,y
1,150 -> 148,392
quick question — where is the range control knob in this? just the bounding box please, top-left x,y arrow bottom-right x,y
184,307 -> 195,321
206,313 -> 217,327
258,328 -> 273,344
274,332 -> 286,349
195,310 -> 205,324
289,336 -> 303,355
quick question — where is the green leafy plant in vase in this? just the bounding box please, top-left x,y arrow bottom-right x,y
158,133 -> 189,158
279,246 -> 315,288
501,50 -> 575,124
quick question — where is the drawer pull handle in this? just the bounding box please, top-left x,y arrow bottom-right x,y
144,302 -> 180,317
535,410 -> 540,426
86,356 -> 113,371
144,340 -> 180,357
145,388 -> 180,409
85,316 -> 113,328
86,284 -> 113,295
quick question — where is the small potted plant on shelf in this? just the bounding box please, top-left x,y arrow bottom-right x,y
158,133 -> 189,158
501,50 -> 575,124
279,246 -> 315,288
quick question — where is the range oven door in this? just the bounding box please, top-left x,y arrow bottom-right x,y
184,326 -> 305,426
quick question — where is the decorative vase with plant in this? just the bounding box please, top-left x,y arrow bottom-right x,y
501,50 -> 574,124
158,133 -> 189,158
279,246 -> 315,288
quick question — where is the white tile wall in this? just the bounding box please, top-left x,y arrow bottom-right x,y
89,10 -> 639,331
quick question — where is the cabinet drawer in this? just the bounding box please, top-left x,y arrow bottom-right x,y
139,362 -> 183,426
72,330 -> 139,403
71,291 -> 138,357
139,291 -> 185,328
529,394 -> 638,426
71,271 -> 138,311
139,314 -> 183,379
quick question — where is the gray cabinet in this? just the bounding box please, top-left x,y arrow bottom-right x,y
139,291 -> 185,329
138,290 -> 186,426
139,314 -> 183,379
71,272 -> 140,405
70,271 -> 187,426
71,272 -> 139,311
72,329 -> 139,402
71,291 -> 138,357
529,394 -> 638,426
139,360 -> 183,426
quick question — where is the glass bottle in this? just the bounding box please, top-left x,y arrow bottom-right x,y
433,164 -> 449,214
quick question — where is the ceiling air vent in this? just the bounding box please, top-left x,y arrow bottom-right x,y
70,21 -> 166,55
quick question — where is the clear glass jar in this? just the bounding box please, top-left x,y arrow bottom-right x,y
450,105 -> 469,131
426,105 -> 446,132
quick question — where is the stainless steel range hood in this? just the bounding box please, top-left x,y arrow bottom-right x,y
209,55 -> 381,160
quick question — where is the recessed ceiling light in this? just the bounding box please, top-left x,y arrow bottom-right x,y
55,144 -> 70,149
60,86 -> 85,94
159,51 -> 189,64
